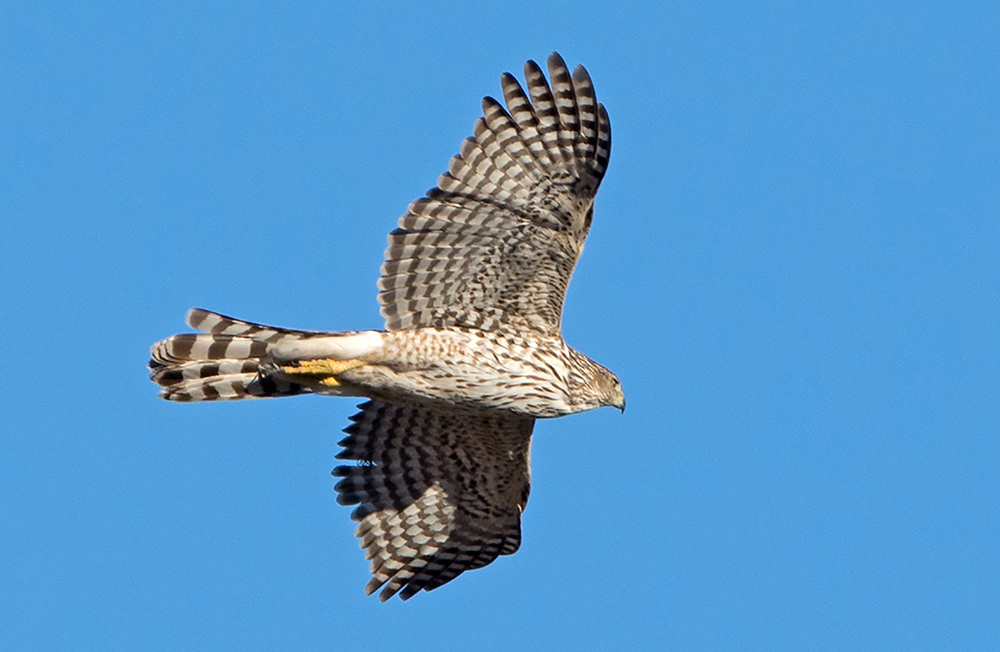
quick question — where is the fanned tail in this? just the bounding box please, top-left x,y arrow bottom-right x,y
150,308 -> 344,401
150,309 -> 384,402
149,310 -> 316,401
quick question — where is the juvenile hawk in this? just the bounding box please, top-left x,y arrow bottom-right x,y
149,53 -> 624,601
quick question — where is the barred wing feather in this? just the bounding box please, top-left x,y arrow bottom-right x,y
379,53 -> 611,335
334,400 -> 534,600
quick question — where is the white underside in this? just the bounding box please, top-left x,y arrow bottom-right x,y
272,331 -> 383,361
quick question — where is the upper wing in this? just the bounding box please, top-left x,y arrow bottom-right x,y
379,53 -> 611,335
333,400 -> 534,601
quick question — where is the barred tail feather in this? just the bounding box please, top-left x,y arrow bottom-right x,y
149,309 -> 320,402
149,334 -> 309,402
184,307 -> 324,339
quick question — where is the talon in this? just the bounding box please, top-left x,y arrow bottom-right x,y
280,358 -> 366,386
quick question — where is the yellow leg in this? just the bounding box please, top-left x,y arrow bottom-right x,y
280,358 -> 366,387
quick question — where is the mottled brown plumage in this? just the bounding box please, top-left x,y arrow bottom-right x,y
149,53 -> 623,600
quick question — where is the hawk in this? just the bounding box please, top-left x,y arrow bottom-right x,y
149,53 -> 624,601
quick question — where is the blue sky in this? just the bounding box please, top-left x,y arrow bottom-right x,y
3,1 -> 998,649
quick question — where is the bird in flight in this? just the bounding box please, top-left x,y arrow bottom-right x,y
149,52 -> 624,601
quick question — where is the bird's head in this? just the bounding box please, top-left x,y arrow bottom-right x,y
607,373 -> 625,413
591,367 -> 625,413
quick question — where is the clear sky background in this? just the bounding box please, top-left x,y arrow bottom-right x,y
3,2 -> 998,650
